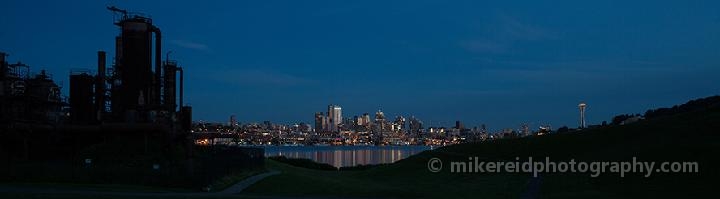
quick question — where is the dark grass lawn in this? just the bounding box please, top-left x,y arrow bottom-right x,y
243,158 -> 527,198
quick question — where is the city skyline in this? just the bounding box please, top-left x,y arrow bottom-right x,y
215,103 -> 569,132
2,0 -> 719,129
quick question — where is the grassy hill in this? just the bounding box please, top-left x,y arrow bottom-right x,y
244,104 -> 720,198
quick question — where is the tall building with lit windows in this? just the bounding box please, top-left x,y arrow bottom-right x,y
328,104 -> 342,132
314,112 -> 326,132
375,109 -> 387,132
359,113 -> 371,126
229,114 -> 238,127
409,116 -> 423,134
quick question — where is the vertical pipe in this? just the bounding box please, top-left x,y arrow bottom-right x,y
178,67 -> 183,110
154,27 -> 162,107
113,36 -> 122,120
0,52 -> 6,77
115,36 -> 122,62
0,52 -> 6,66
96,51 -> 106,121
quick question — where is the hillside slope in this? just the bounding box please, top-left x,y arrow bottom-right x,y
245,105 -> 720,198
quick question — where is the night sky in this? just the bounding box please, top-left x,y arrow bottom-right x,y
2,0 -> 719,131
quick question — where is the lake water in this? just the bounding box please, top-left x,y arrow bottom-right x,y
263,145 -> 432,168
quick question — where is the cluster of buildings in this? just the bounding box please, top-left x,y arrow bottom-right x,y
192,104 -> 555,146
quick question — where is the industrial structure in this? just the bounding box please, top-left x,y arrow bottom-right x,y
0,6 -> 237,188
1,6 -> 190,128
0,52 -> 64,124
80,6 -> 190,127
0,6 -> 272,189
1,6 -> 194,158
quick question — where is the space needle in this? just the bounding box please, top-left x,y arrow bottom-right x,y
579,102 -> 587,128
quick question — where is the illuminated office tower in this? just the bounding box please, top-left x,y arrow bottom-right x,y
328,104 -> 342,132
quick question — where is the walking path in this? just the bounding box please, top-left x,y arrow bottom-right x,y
218,170 -> 280,194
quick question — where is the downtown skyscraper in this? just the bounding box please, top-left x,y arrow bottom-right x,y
328,104 -> 342,132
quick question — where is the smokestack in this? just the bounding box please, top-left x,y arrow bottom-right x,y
115,37 -> 122,61
0,52 -> 6,65
0,52 -> 6,78
163,61 -> 177,112
178,67 -> 183,110
96,51 -> 106,121
154,27 -> 162,106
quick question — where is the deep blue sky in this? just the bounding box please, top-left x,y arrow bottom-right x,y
2,0 -> 719,131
